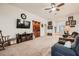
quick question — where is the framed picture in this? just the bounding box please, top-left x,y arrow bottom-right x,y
48,26 -> 53,29
68,16 -> 73,21
70,20 -> 76,27
71,20 -> 76,25
66,21 -> 70,26
48,21 -> 52,25
47,33 -> 52,36
41,24 -> 43,27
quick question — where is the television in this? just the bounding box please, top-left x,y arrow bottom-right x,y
16,19 -> 30,28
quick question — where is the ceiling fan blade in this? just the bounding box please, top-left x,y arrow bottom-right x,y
44,8 -> 51,10
56,8 -> 60,11
49,10 -> 52,13
57,3 -> 64,7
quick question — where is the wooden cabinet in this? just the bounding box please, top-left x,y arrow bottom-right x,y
16,33 -> 33,43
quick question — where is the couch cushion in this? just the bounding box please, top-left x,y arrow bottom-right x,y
75,44 -> 79,56
52,43 -> 76,56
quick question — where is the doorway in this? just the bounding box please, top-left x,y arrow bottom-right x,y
32,20 -> 40,38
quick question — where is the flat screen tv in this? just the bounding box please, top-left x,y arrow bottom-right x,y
16,19 -> 30,29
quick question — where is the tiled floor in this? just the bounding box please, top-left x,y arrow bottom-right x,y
0,35 -> 59,56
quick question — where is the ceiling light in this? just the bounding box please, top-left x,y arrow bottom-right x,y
52,8 -> 56,11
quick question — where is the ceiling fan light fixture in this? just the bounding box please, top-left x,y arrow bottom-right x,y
52,8 -> 56,11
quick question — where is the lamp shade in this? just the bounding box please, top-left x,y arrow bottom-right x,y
64,26 -> 71,32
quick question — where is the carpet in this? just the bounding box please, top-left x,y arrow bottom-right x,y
0,36 -> 59,56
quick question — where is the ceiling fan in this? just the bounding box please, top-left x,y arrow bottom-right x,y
44,3 -> 64,13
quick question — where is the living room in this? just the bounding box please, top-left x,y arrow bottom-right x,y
0,2 -> 79,56
0,3 -> 53,56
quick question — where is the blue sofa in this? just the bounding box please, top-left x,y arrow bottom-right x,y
51,35 -> 79,56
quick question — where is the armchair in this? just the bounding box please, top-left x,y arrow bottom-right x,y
71,32 -> 78,38
0,30 -> 9,50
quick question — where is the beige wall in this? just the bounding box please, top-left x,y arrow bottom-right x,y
55,13 -> 79,34
0,4 -> 46,38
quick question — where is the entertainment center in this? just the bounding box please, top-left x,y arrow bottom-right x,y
16,32 -> 33,43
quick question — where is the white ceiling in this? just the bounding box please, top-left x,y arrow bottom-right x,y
9,3 -> 79,21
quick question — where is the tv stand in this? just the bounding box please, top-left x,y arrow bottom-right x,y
16,32 -> 33,43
